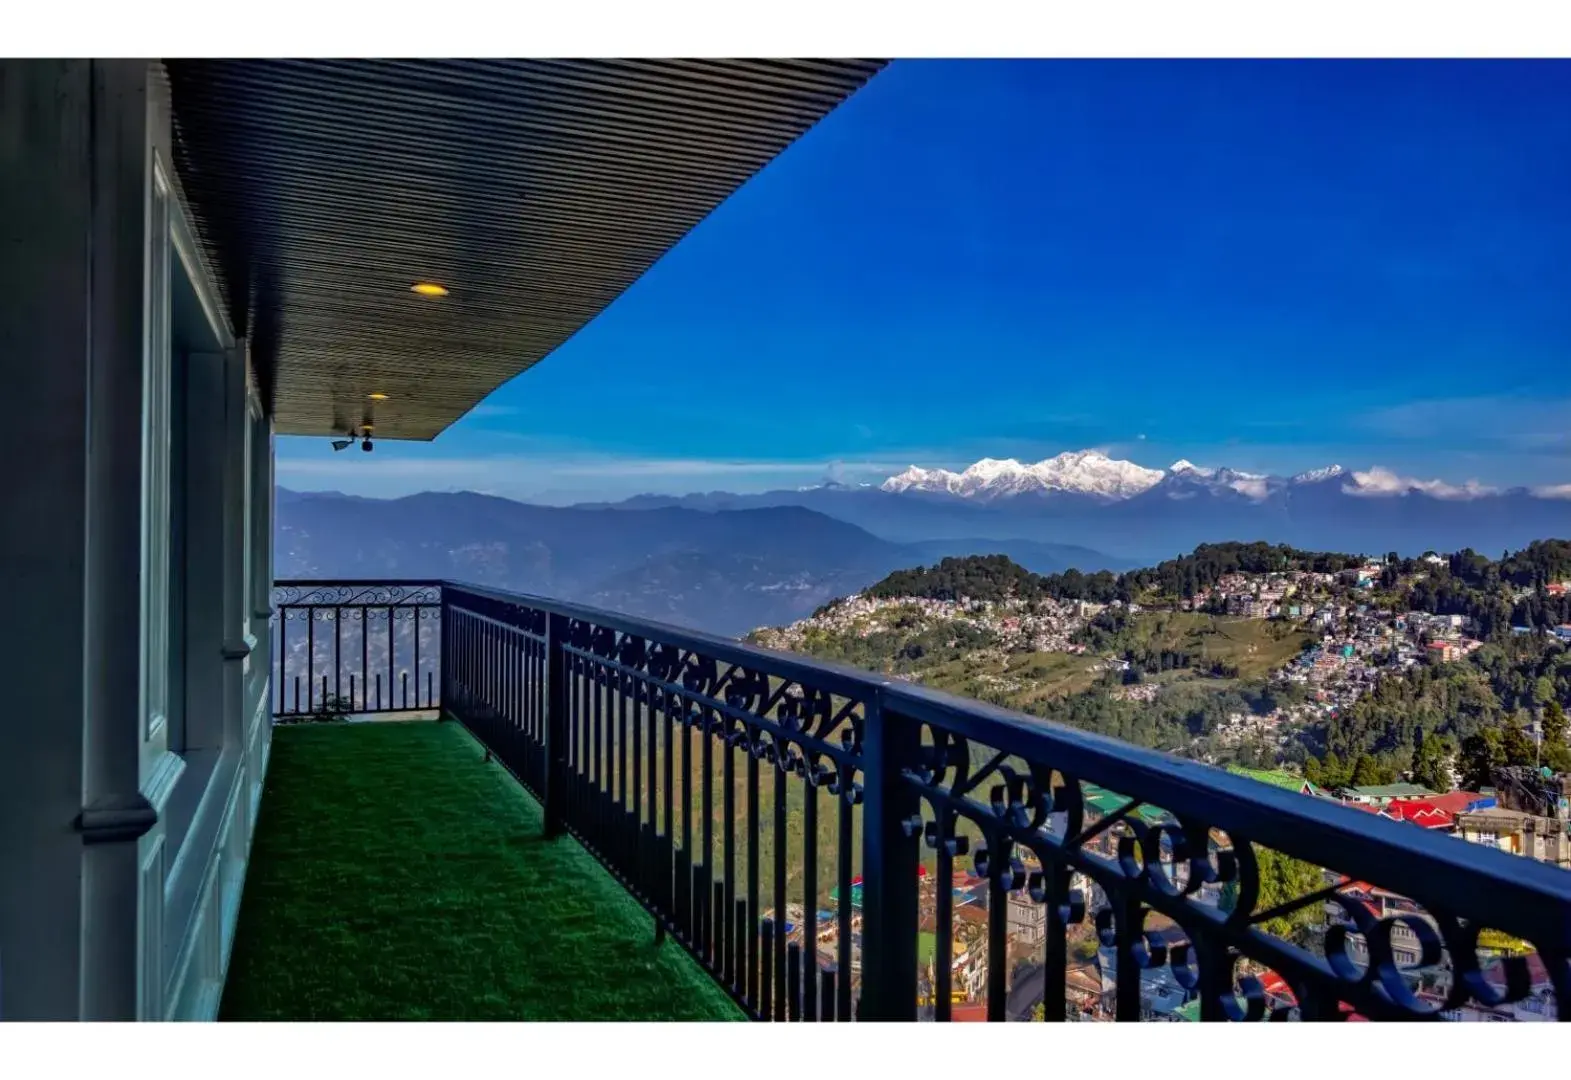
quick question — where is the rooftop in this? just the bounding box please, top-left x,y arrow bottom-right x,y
220,720 -> 742,1021
1341,783 -> 1436,800
1225,765 -> 1322,796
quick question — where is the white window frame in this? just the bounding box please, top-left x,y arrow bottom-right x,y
141,156 -> 173,753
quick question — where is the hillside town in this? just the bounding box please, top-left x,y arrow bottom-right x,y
754,591 -> 1095,656
756,554 -> 1571,764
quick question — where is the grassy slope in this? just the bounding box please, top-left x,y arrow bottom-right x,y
221,721 -> 743,1021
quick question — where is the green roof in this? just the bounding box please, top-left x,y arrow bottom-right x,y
1083,785 -> 1170,825
1173,999 -> 1202,1022
1226,765 -> 1321,796
917,931 -> 936,967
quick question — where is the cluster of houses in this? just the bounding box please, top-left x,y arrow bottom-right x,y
753,592 -> 1094,655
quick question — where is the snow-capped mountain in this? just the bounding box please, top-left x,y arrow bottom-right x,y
881,451 -> 1166,502
1292,464 -> 1346,484
877,451 -> 1357,504
588,451 -> 1571,566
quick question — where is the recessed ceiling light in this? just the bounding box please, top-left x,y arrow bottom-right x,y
411,282 -> 449,297
368,392 -> 390,401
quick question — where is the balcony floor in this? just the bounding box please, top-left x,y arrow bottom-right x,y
220,720 -> 743,1021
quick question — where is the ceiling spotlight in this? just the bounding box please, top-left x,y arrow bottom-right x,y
368,392 -> 390,401
410,282 -> 448,298
331,439 -> 351,452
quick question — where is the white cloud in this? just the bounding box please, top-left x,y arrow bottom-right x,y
1343,466 -> 1499,500
275,451 -> 913,500
1533,484 -> 1571,500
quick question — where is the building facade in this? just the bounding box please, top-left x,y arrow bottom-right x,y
1,61 -> 275,1020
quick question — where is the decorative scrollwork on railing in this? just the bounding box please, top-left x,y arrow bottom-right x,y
899,728 -> 1567,1021
273,582 -> 442,609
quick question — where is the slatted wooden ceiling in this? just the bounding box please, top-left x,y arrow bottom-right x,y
163,59 -> 885,440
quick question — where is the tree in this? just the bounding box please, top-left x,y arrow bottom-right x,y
1253,846 -> 1325,940
1459,728 -> 1505,790
1541,699 -> 1571,773
1316,750 -> 1351,789
1350,753 -> 1384,787
1411,733 -> 1453,793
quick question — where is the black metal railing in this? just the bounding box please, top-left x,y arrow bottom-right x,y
272,581 -> 443,717
282,579 -> 1571,1022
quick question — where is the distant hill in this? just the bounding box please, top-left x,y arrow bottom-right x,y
275,489 -> 1124,636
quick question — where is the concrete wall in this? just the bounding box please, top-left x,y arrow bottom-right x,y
0,60 -> 272,1022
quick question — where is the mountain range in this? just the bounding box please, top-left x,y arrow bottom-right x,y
274,488 -> 1125,637
582,451 -> 1571,562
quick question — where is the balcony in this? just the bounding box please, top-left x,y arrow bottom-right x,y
256,579 -> 1571,1022
221,720 -> 740,1021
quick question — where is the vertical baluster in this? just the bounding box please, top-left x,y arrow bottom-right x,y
386,605 -> 395,713
631,664 -> 643,895
735,897 -> 748,1004
761,918 -> 775,1022
747,736 -> 761,1008
334,608 -> 342,706
276,608 -> 287,713
821,966 -> 837,1022
935,810 -> 954,1021
594,658 -> 606,851
837,765 -> 854,1021
1114,888 -> 1142,1022
412,603 -> 421,707
701,705 -> 714,966
987,830 -> 1007,1022
787,941 -> 803,1021
1042,861 -> 1069,1023
723,715 -> 736,988
803,770 -> 819,1022
646,677 -> 659,893
360,606 -> 369,713
663,690 -> 676,917
543,612 -> 567,837
773,744 -> 788,1021
859,696 -> 920,1022
713,880 -> 725,975
375,672 -> 382,711
306,606 -> 316,713
618,664 -> 630,874
681,698 -> 694,942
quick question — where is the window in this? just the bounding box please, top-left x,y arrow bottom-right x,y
142,160 -> 172,746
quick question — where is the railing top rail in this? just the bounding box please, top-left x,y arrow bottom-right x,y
285,577 -> 1571,949
273,580 -> 444,607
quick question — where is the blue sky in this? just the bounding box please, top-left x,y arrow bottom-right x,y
278,59 -> 1571,504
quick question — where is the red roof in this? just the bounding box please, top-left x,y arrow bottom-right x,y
1384,798 -> 1454,829
949,1003 -> 989,1022
1426,790 -> 1487,815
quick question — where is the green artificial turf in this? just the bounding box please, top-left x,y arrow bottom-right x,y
220,720 -> 744,1021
